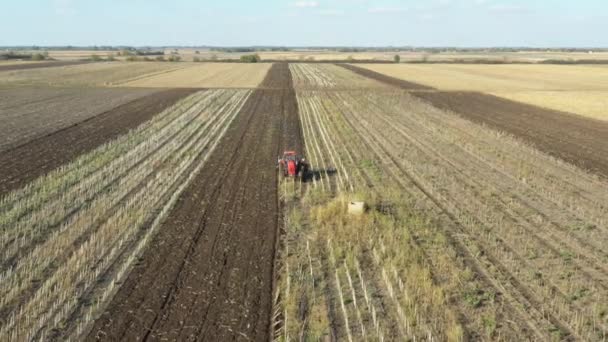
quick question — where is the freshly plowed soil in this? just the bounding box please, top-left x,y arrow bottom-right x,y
0,60 -> 91,72
413,91 -> 608,178
87,63 -> 302,341
0,88 -> 198,196
337,63 -> 434,90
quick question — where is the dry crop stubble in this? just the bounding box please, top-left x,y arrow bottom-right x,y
276,63 -> 608,341
334,88 -> 608,340
278,66 -> 490,339
0,62 -> 189,87
289,63 -> 388,90
357,63 -> 608,120
0,87 -> 158,151
0,89 -> 251,340
121,62 -> 272,88
86,63 -> 296,342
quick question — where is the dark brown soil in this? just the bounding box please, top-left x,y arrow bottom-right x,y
86,63 -> 302,341
412,91 -> 608,178
0,60 -> 91,72
336,63 -> 434,90
0,88 -> 198,197
0,87 -> 158,152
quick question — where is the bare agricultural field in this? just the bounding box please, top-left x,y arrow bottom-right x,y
0,62 -> 188,87
0,87 -> 158,151
121,62 -> 272,88
0,60 -> 45,67
0,60 -> 46,67
47,50 -> 118,61
359,63 -> 608,119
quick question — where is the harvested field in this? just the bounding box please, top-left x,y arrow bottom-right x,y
276,64 -> 608,341
0,87 -> 158,152
357,63 -> 608,119
341,64 -> 608,178
86,63 -> 300,341
0,88 -> 197,196
340,63 -> 433,90
0,60 -> 91,72
121,63 -> 272,88
2,60 -> 608,341
413,91 -> 608,179
0,89 -> 251,340
0,62 -> 188,87
289,63 -> 388,89
358,63 -> 608,91
491,90 -> 608,121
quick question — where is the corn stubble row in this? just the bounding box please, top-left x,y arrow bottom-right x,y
276,64 -> 608,341
0,89 -> 251,340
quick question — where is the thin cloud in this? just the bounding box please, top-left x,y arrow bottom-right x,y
293,1 -> 319,8
489,4 -> 530,13
320,9 -> 345,16
368,7 -> 407,14
53,0 -> 77,16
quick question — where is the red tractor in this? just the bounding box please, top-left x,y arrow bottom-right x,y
278,151 -> 308,180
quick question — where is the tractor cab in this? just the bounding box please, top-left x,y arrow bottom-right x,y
278,151 -> 308,179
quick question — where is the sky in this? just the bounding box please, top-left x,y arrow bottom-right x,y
1,0 -> 607,47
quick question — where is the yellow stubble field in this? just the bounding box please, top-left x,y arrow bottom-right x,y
121,63 -> 272,88
359,63 -> 608,120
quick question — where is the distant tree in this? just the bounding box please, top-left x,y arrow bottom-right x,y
31,53 -> 46,61
167,55 -> 181,62
394,54 -> 400,63
240,54 -> 261,63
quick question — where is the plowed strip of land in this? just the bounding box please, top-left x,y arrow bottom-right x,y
338,63 -> 434,90
0,88 -> 198,196
0,60 -> 90,72
412,91 -> 608,178
87,63 -> 301,341
0,87 -> 158,152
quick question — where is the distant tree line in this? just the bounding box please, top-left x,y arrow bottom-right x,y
0,51 -> 49,61
210,47 -> 291,53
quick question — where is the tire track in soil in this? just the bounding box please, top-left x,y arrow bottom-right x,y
87,63 -> 303,341
0,88 -> 199,197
